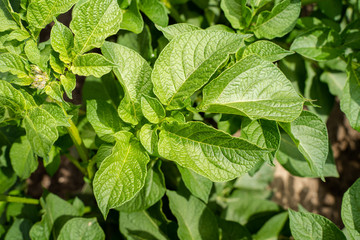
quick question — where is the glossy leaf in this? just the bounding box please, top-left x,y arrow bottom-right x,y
201,55 -> 304,122
58,218 -> 105,240
71,53 -> 114,78
156,23 -> 200,41
341,178 -> 360,240
152,30 -> 246,109
0,53 -> 29,78
158,121 -> 268,182
50,20 -> 74,63
141,95 -> 166,124
243,40 -> 293,62
93,132 -> 150,218
139,123 -> 158,155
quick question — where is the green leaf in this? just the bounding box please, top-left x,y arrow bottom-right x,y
279,111 -> 328,179
10,136 -> 38,179
139,0 -> 168,27
340,63 -> 360,132
0,80 -> 27,118
40,102 -> 70,127
320,71 -> 347,98
341,178 -> 360,240
241,118 -> 280,164
24,107 -> 59,159
93,132 -> 150,218
119,208 -> 168,240
289,209 -> 346,240
201,55 -> 304,122
219,220 -> 252,240
318,0 -> 342,21
177,165 -> 212,203
29,193 -> 82,240
27,0 -> 78,29
60,72 -> 76,99
290,28 -> 343,61
102,41 -> 153,125
158,121 -> 268,182
249,0 -> 272,8
139,123 -> 159,155
253,212 -> 288,240
71,53 -> 114,78
44,81 -> 63,102
254,0 -> 301,39
0,52 -> 30,78
342,19 -> 360,50
117,161 -> 165,212
220,0 -> 251,30
120,0 -> 143,34
24,40 -> 41,66
0,166 -> 16,193
58,218 -> 105,240
7,29 -> 30,42
277,133 -> 339,178
152,30 -> 246,109
156,23 -> 200,41
70,0 -> 122,54
141,95 -> 166,124
50,20 -> 74,63
243,40 -> 293,62
86,99 -> 123,142
4,218 -> 32,240
0,0 -> 20,31
50,51 -> 65,74
167,190 -> 219,240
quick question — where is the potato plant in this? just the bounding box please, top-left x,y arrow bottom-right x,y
0,0 -> 359,239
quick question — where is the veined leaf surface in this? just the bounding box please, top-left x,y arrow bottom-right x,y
71,53 -> 114,78
50,21 -> 74,63
341,178 -> 360,240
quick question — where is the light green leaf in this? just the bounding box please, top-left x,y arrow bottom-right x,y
29,193 -> 82,240
277,134 -> 338,178
250,0 -> 272,8
152,30 -> 246,109
10,136 -> 38,179
320,71 -> 347,98
141,95 -> 166,124
0,0 -> 20,31
340,63 -> 360,132
70,0 -> 122,54
40,102 -> 70,127
44,81 -> 63,102
289,209 -> 346,240
24,107 -> 58,159
4,218 -> 32,240
158,121 -> 268,182
86,99 -> 123,142
341,178 -> 360,240
0,52 -> 30,78
118,161 -> 165,212
139,0 -> 168,27
279,111 -> 328,179
243,40 -> 293,62
156,23 -> 200,41
50,20 -> 74,63
0,80 -> 27,117
241,118 -> 280,164
201,55 -> 304,122
290,28 -> 343,61
102,41 -> 153,125
27,0 -> 78,29
71,53 -> 114,78
177,165 -> 213,203
220,0 -> 251,30
24,40 -> 41,66
120,0 -> 143,34
139,123 -> 158,155
93,132 -> 150,218
58,218 -> 105,240
60,72 -> 76,99
7,29 -> 30,42
253,212 -> 288,240
50,51 -> 65,74
254,0 -> 301,39
167,190 -> 219,240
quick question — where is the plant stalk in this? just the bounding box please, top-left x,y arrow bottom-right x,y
67,119 -> 88,163
0,195 -> 39,205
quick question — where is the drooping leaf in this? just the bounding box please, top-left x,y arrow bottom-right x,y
4,218 -> 32,240
70,0 -> 122,54
93,132 -> 150,218
0,0 -> 20,31
167,190 -> 219,240
0,52 -> 30,78
243,40 -> 293,62
201,55 -> 304,122
177,165 -> 213,203
158,121 -> 268,182
289,209 -> 346,240
254,0 -> 301,39
50,20 -> 74,63
24,107 -> 59,159
102,41 -> 153,125
139,123 -> 159,155
9,136 -> 38,179
340,63 -> 360,132
58,218 -> 105,240
341,178 -> 360,240
220,0 -> 251,30
290,28 -> 343,61
27,0 -> 78,29
141,95 -> 166,124
152,30 -> 247,109
139,0 -> 168,27
156,23 -> 200,41
71,53 -> 114,78
86,99 -> 123,142
279,111 -> 328,179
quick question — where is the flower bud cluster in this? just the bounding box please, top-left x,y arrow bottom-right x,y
30,65 -> 49,90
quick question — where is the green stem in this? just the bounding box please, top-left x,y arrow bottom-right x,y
67,119 -> 88,163
87,157 -> 97,181
65,153 -> 88,176
0,195 -> 39,205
